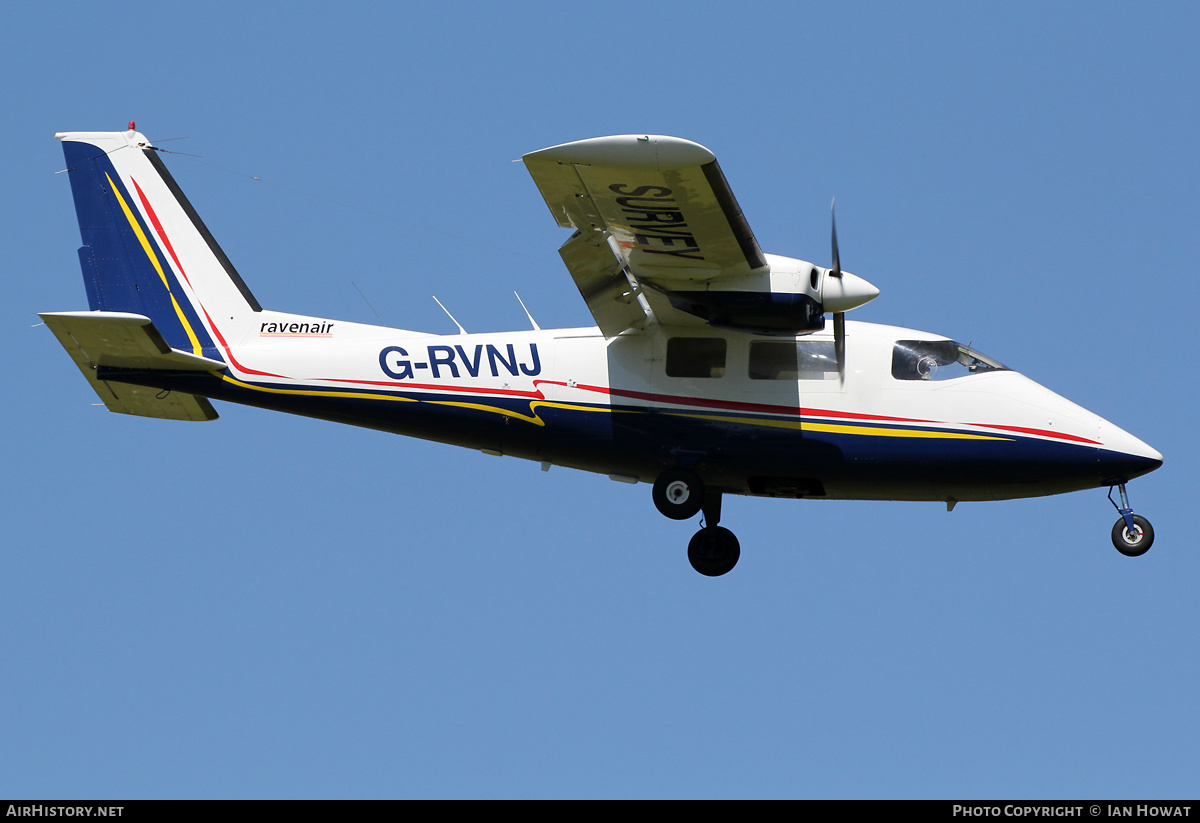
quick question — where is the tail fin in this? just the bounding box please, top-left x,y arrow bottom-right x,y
57,128 -> 260,359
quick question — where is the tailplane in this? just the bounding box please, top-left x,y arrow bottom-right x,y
40,311 -> 224,421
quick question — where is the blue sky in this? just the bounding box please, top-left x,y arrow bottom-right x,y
3,1 -> 1197,798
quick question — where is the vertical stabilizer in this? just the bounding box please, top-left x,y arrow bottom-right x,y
56,128 -> 260,359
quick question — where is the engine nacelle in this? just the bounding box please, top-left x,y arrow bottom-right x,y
658,253 -> 879,335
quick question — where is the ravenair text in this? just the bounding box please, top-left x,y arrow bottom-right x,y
380,343 -> 541,380
260,320 -> 334,337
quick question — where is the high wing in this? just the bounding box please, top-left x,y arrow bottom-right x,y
523,135 -> 878,338
523,135 -> 769,336
523,135 -> 766,282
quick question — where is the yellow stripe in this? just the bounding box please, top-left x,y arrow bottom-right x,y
429,399 -> 545,425
221,374 -> 418,403
667,412 -> 1010,440
425,398 -> 617,425
106,173 -> 203,356
804,421 -> 1008,440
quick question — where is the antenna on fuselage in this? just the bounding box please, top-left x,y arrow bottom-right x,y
514,292 -> 541,331
432,295 -> 467,334
351,281 -> 386,325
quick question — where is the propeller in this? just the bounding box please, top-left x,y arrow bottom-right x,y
830,200 -> 846,385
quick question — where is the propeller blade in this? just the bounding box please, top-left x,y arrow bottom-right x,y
833,311 -> 846,385
830,199 -> 841,278
831,201 -> 845,383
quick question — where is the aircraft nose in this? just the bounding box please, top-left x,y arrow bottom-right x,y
1096,426 -> 1163,483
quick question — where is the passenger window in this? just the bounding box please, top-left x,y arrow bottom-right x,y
749,340 -> 837,380
666,338 -> 726,378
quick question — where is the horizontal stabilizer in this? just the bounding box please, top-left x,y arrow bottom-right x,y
40,311 -> 223,421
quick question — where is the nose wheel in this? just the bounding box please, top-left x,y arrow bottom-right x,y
1108,484 -> 1154,557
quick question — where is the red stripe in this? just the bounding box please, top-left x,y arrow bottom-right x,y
131,178 -> 193,290
200,305 -> 289,378
967,423 -> 1100,445
331,377 -> 545,399
537,381 -> 935,424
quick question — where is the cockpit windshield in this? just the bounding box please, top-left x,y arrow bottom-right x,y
891,340 -> 1007,381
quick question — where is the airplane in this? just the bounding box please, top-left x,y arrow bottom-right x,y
42,125 -> 1163,576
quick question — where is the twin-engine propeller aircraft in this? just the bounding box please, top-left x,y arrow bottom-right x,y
44,126 -> 1162,575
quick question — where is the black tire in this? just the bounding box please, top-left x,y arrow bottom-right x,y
1112,515 -> 1154,557
652,468 -> 705,520
688,526 -> 741,576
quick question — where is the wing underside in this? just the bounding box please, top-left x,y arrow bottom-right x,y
524,135 -> 771,335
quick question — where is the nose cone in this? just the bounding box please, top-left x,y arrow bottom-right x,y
822,270 -> 880,313
1097,423 -> 1163,483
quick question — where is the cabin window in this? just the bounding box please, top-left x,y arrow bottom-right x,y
749,341 -> 838,380
666,337 -> 726,378
891,340 -> 1007,381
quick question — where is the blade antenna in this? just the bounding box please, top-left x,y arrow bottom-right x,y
514,291 -> 541,331
432,295 -> 467,334
352,280 -> 385,325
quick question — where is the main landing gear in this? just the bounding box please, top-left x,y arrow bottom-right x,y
1108,483 -> 1155,557
653,468 -> 740,576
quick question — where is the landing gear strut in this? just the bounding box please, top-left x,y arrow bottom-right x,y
652,469 -> 741,576
1108,483 -> 1154,557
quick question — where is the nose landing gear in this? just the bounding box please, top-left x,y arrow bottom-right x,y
653,469 -> 741,576
1109,484 -> 1154,557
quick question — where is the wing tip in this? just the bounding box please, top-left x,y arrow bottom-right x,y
523,134 -> 715,168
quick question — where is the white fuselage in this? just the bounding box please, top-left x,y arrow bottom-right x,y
161,311 -> 1160,506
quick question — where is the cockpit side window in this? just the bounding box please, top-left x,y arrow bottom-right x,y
666,337 -> 727,378
891,340 -> 1007,381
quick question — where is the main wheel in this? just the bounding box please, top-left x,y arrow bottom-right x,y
652,468 -> 705,520
1112,515 -> 1154,557
688,526 -> 741,576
